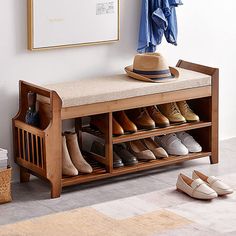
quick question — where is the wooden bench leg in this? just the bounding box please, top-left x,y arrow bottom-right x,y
50,179 -> 62,198
210,125 -> 219,164
210,153 -> 218,165
20,166 -> 30,183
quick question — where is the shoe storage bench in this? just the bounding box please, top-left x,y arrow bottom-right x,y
12,60 -> 219,198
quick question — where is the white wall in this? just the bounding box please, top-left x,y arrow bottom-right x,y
162,0 -> 236,141
0,0 -> 236,180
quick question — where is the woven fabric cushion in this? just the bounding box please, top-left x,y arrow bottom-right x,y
43,68 -> 211,108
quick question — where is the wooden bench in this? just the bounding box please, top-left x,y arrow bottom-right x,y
12,60 -> 219,198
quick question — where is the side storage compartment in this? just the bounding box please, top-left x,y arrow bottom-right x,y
12,80 -> 62,198
14,120 -> 46,176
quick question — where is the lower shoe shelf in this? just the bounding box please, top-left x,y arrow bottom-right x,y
61,151 -> 211,187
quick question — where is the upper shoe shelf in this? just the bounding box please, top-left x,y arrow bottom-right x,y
82,121 -> 212,144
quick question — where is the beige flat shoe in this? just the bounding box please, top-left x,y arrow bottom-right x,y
176,173 -> 217,200
192,170 -> 234,196
127,140 -> 156,160
142,138 -> 168,159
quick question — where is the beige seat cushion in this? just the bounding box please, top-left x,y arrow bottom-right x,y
43,68 -> 211,108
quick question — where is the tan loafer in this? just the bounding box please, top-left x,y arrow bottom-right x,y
177,101 -> 200,122
158,103 -> 186,124
176,173 -> 217,200
90,115 -> 124,136
126,108 -> 155,130
192,170 -> 234,196
127,140 -> 156,160
113,111 -> 137,133
142,138 -> 168,159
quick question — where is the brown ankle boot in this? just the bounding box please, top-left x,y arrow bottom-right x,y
65,132 -> 93,174
62,135 -> 78,176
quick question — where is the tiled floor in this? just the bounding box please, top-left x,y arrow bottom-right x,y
0,138 -> 236,227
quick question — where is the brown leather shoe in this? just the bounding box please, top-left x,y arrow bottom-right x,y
113,143 -> 138,166
126,108 -> 155,130
90,115 -> 124,136
113,111 -> 137,133
127,140 -> 156,160
146,106 -> 170,128
91,141 -> 124,168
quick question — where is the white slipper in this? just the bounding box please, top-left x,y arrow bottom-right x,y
176,132 -> 202,153
155,134 -> 189,156
192,170 -> 234,196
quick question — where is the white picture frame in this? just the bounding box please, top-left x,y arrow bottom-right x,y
27,0 -> 120,50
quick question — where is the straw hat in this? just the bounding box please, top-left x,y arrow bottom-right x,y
125,53 -> 179,83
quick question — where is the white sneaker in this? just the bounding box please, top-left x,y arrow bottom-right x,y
176,173 -> 218,200
192,170 -> 234,196
176,132 -> 202,153
155,134 -> 189,156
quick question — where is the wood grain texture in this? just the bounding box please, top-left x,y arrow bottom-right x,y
27,0 -> 33,50
13,81 -> 63,198
210,69 -> 219,164
105,112 -> 113,173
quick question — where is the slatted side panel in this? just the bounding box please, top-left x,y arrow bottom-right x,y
15,127 -> 45,171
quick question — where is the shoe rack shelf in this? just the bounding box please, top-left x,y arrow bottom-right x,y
12,60 -> 219,198
82,121 -> 212,144
62,152 -> 211,187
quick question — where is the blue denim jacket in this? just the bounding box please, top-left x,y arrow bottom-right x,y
138,0 -> 183,53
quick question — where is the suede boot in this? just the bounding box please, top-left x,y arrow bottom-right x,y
65,132 -> 93,174
62,135 -> 78,176
158,103 -> 186,124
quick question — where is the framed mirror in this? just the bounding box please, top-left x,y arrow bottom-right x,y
27,0 -> 120,50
